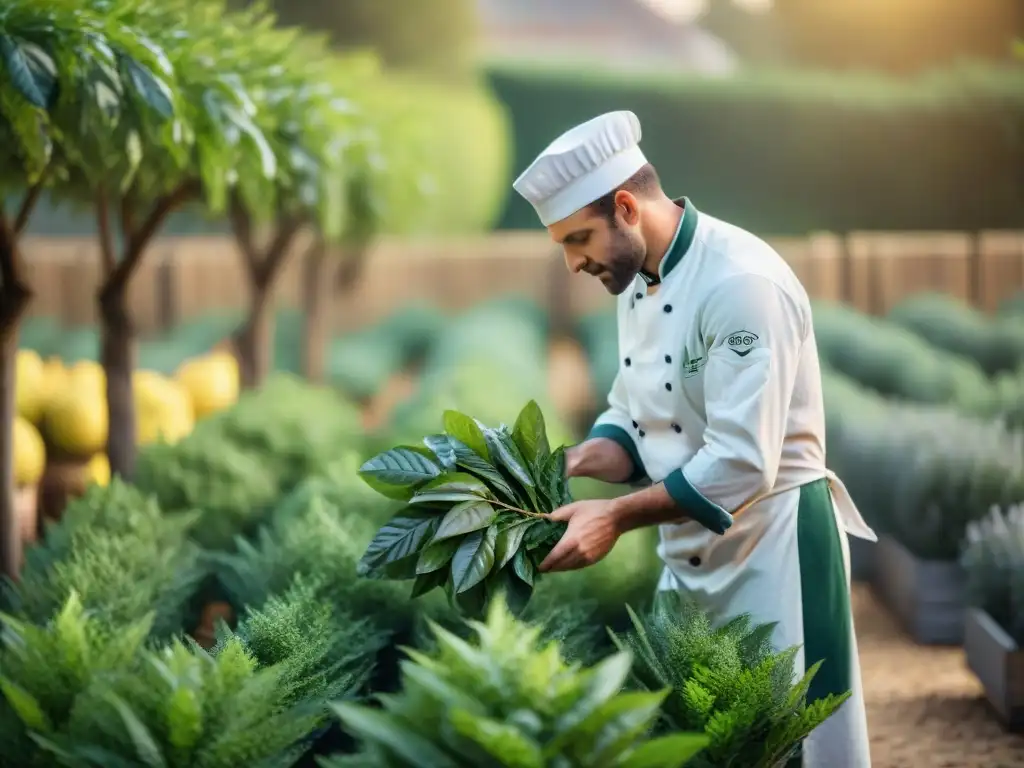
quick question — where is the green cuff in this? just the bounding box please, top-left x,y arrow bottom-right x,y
586,424 -> 648,484
663,468 -> 733,535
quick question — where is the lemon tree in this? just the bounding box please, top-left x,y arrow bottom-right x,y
0,0 -> 182,579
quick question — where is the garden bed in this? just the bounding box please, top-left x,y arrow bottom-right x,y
873,534 -> 966,645
964,607 -> 1024,732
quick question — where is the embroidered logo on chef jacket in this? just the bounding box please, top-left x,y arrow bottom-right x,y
725,330 -> 759,358
680,346 -> 706,378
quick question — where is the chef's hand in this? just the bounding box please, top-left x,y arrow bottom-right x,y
565,439 -> 635,483
538,498 -> 621,573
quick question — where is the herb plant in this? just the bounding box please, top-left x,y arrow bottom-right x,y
320,596 -> 710,768
356,402 -> 573,616
610,592 -> 851,768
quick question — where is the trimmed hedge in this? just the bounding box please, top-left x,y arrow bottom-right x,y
486,63 -> 1024,234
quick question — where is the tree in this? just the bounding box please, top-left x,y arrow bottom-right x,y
83,0 -> 281,479
0,0 -> 180,578
225,32 -> 379,389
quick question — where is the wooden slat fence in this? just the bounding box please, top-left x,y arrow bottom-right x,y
17,230 -> 1024,336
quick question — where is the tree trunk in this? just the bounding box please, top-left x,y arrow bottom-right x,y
301,240 -> 328,383
234,277 -> 274,390
0,198 -> 37,581
98,283 -> 137,480
228,206 -> 304,391
0,294 -> 30,581
94,181 -> 198,482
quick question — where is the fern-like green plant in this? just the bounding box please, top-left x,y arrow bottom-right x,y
319,595 -> 710,767
610,592 -> 850,768
0,592 -> 153,767
211,479 -> 427,635
216,576 -> 390,711
4,480 -> 203,639
32,636 -> 321,767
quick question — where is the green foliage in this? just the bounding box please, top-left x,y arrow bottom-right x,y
961,504 -> 1024,645
211,471 -> 428,636
265,0 -> 479,84
320,596 -> 710,768
887,293 -> 1024,376
0,594 -> 153,768
5,480 -> 202,640
2,584 -> 377,767
487,62 -> 1024,233
36,638 -> 320,767
386,300 -> 573,447
610,593 -> 849,768
821,366 -> 1024,559
357,401 -> 573,617
215,577 -> 388,711
135,374 -> 365,550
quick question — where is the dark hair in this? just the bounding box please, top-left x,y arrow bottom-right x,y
587,163 -> 661,222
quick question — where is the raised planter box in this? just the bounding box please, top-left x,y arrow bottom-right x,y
965,608 -> 1024,731
848,536 -> 875,583
873,534 -> 965,645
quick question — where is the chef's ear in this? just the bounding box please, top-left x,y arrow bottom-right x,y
613,190 -> 640,226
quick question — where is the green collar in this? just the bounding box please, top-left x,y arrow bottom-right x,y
658,197 -> 699,279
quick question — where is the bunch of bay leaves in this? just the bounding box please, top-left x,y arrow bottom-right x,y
356,401 -> 571,616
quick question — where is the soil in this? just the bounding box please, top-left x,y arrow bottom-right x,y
854,584 -> 1024,767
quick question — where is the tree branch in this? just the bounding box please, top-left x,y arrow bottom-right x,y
14,171 -> 49,235
228,192 -> 260,284
96,195 -> 116,275
256,215 -> 304,289
102,179 -> 199,298
0,205 -> 32,335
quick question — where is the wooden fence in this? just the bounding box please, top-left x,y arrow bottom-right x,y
18,229 -> 1024,336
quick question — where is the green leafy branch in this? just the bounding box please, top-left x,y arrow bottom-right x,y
356,401 -> 574,617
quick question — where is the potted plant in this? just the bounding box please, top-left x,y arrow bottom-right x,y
961,505 -> 1024,730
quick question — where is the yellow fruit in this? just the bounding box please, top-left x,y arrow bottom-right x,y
15,349 -> 46,423
13,415 -> 46,487
175,352 -> 239,419
135,373 -> 194,446
86,453 -> 110,487
66,360 -> 105,394
46,388 -> 108,457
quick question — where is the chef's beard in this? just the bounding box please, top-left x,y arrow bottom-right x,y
600,222 -> 646,295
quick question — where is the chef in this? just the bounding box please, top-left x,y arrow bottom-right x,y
513,111 -> 875,767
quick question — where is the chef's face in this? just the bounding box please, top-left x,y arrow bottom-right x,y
548,195 -> 645,295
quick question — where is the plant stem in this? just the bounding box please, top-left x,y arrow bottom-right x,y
487,497 -> 547,519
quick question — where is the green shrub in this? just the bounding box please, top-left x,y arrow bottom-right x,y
367,75 -> 512,235
487,62 -> 1024,233
136,374 -> 366,550
0,594 -> 151,768
216,577 -> 388,711
212,474 -> 428,636
887,293 -> 1024,376
6,481 -> 202,640
813,301 -> 994,410
320,597 -> 710,768
611,592 -> 849,768
1,585 -> 378,767
961,504 -> 1024,645
822,367 -> 1024,560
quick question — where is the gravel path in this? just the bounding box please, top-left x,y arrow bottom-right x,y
854,585 -> 1024,767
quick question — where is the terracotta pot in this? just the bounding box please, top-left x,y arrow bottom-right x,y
193,601 -> 235,649
15,484 -> 39,544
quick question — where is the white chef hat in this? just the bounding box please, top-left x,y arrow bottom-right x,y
512,111 -> 648,227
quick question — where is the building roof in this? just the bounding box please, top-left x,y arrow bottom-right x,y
476,0 -> 738,74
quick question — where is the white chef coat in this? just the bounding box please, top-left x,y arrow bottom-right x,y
588,199 -> 874,768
